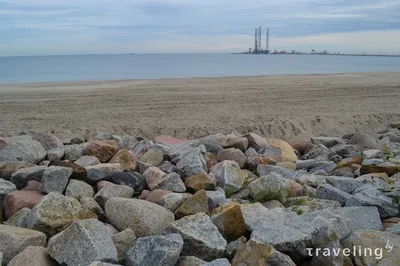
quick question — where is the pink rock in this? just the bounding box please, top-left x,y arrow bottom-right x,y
139,190 -> 151,200
4,190 -> 44,219
143,167 -> 166,190
154,135 -> 187,146
96,181 -> 115,192
22,180 -> 42,192
146,189 -> 170,204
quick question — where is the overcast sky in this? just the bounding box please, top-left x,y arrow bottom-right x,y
1,0 -> 400,56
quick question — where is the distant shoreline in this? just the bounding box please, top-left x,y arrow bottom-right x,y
231,53 -> 400,58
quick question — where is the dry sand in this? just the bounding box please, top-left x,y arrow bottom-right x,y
1,72 -> 399,142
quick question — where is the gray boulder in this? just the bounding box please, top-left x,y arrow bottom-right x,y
4,207 -> 31,228
301,144 -> 330,160
0,224 -> 47,264
0,135 -> 46,164
176,145 -> 208,178
7,246 -> 58,266
362,149 -> 384,159
385,223 -> 400,235
111,228 -> 136,263
0,179 -> 17,199
309,161 -> 337,174
248,173 -> 287,202
206,188 -> 227,211
74,155 -> 101,167
257,164 -> 300,181
159,161 -> 177,174
310,224 -> 345,266
330,144 -> 361,158
316,184 -> 351,205
33,132 -> 63,151
105,198 -> 174,237
159,192 -> 192,212
85,163 -> 123,184
110,172 -> 145,192
46,147 -> 65,161
126,234 -> 183,266
311,137 -> 344,148
81,196 -> 106,221
240,203 -> 270,231
326,175 -> 364,193
216,148 -> 247,168
215,165 -> 247,195
40,166 -> 73,194
94,185 -> 134,208
65,179 -> 94,199
151,172 -> 186,192
205,258 -> 231,266
64,144 -> 85,161
47,219 -> 118,266
349,132 -> 377,149
165,213 -> 227,261
10,166 -> 46,189
140,149 -> 164,166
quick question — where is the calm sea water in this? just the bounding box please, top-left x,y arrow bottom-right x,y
0,53 -> 400,84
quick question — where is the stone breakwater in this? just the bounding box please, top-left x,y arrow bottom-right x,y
0,122 -> 400,266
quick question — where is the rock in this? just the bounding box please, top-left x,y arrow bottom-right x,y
33,132 -> 63,151
176,145 -> 208,178
345,189 -> 398,219
184,173 -> 216,192
205,258 -> 231,266
110,172 -> 145,192
217,148 -> 247,168
46,147 -> 65,161
176,256 -> 206,266
144,189 -> 170,203
291,140 -> 314,155
159,192 -> 192,212
125,234 -> 183,266
257,164 -> 299,181
0,161 -> 34,180
297,174 -> 326,187
64,144 -> 85,161
206,188 -> 227,211
165,213 -> 227,261
243,207 -> 314,259
276,161 -> 296,170
174,189 -> 209,219
7,246 -> 58,266
109,149 -> 137,171
211,202 -> 246,240
87,131 -> 112,141
80,196 -> 106,221
0,135 -> 46,164
104,223 -> 119,235
362,149 -> 384,159
330,167 -> 354,177
4,189 -> 44,219
0,179 -> 17,201
111,228 -> 136,263
87,262 -> 121,266
155,135 -> 187,145
105,198 -> 174,237
112,134 -> 138,151
243,133 -> 268,151
285,196 -> 340,213
40,166 -> 73,194
151,172 -> 186,192
296,159 -> 319,170
344,229 -> 400,266
240,203 -> 270,231
28,192 -> 97,236
336,156 -> 364,168
386,223 -> 400,235
224,135 -> 248,152
316,184 -> 352,205
0,225 -> 47,265
97,180 -> 115,190
84,140 -> 118,163
301,144 -> 330,160
47,219 -> 118,266
224,236 -> 246,259
85,163 -> 123,184
140,148 -> 163,167
10,166 -> 46,189
94,185 -> 134,208
48,160 -> 88,180
349,132 -> 377,149
311,137 -> 344,148
4,207 -> 31,228
310,224 -> 345,266
136,160 -> 152,174
330,144 -> 361,158
232,239 -> 296,266
309,161 -> 337,174
360,159 -> 400,176
248,173 -> 287,202
263,200 -> 285,209
270,138 -> 298,162
215,165 -> 247,195
391,121 -> 400,129
74,155 -> 101,167
159,161 -> 177,174
326,176 -> 364,194
300,206 -> 383,240
65,179 -> 94,199
143,166 -> 166,189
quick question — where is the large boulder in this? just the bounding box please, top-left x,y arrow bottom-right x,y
174,189 -> 209,219
349,132 -> 377,149
48,160 -> 87,180
64,144 -> 85,161
248,173 -> 287,202
214,164 -> 247,195
316,184 -> 351,205
40,166 -> 73,194
184,173 -> 216,192
210,202 -> 246,241
326,176 -> 364,194
0,136 -> 46,164
84,140 -> 118,163
0,225 -> 47,264
140,149 -> 164,167
105,198 -> 174,237
270,138 -> 298,162
257,164 -> 300,181
0,161 -> 34,180
125,234 -> 183,266
330,144 -> 361,158
65,179 -> 94,199
149,172 -> 186,193
232,239 -> 295,266
110,171 -> 146,192
94,184 -> 134,209
33,132 -> 63,151
216,148 -> 247,168
47,219 -> 118,266
243,133 -> 268,151
165,213 -> 227,261
7,246 -> 58,266
28,192 -> 97,236
3,189 -> 44,219
109,150 -> 137,171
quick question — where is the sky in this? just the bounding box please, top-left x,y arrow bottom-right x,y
1,0 -> 400,56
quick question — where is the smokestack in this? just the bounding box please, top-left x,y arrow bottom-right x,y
266,28 -> 269,53
258,26 -> 262,52
255,28 -> 258,52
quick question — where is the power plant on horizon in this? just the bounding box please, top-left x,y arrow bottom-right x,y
246,26 -> 270,54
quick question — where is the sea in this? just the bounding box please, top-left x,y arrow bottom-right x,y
1,53 -> 400,84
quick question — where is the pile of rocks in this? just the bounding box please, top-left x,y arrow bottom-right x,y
0,124 -> 400,266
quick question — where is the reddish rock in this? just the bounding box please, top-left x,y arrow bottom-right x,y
138,190 -> 151,200
154,135 -> 187,145
109,149 -> 137,171
290,140 -> 314,156
83,140 -> 118,163
23,180 -> 42,192
33,132 -> 63,151
143,167 -> 166,190
4,190 -> 44,219
145,189 -> 170,204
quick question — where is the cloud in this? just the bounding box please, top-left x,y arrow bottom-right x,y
0,0 -> 399,55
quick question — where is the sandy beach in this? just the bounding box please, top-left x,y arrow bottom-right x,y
0,72 -> 399,141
